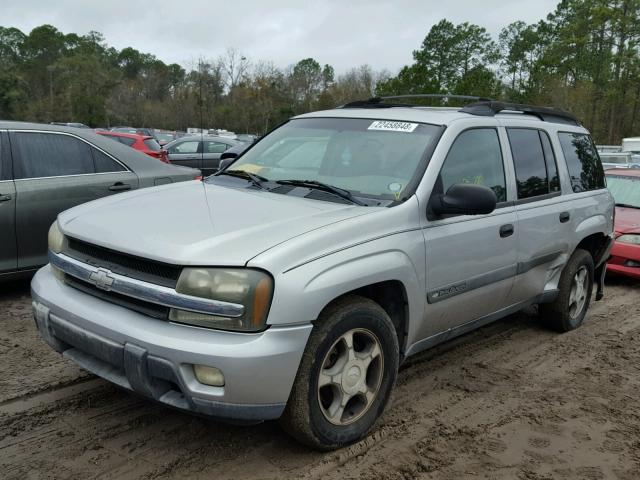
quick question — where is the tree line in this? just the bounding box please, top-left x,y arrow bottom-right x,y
0,0 -> 638,143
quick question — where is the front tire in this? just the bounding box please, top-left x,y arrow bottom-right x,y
280,295 -> 399,450
540,249 -> 594,332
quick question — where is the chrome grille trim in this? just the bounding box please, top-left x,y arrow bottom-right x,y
49,251 -> 244,318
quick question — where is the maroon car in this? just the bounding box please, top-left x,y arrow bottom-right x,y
605,169 -> 640,279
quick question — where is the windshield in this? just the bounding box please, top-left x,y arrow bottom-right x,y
225,117 -> 441,201
606,174 -> 640,208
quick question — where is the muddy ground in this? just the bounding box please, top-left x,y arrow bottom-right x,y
1,277 -> 639,480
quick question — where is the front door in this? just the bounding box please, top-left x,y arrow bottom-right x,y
420,127 -> 518,339
167,139 -> 202,170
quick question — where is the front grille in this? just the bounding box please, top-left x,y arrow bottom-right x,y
66,237 -> 181,288
65,274 -> 170,320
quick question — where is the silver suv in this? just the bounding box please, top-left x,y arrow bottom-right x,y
32,97 -> 614,450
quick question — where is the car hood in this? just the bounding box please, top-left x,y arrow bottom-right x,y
58,181 -> 373,266
614,205 -> 640,235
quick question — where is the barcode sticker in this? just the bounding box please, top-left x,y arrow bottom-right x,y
367,120 -> 419,133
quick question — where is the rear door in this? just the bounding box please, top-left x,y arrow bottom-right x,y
505,127 -> 571,304
0,131 -> 17,273
167,139 -> 202,170
10,130 -> 138,269
202,140 -> 232,175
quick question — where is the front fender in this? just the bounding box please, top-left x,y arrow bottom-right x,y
262,231 -> 426,330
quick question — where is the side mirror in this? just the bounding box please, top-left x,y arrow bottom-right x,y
430,183 -> 497,216
218,152 -> 237,171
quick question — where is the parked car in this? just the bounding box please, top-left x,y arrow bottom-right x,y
599,151 -> 639,169
164,135 -> 241,176
111,126 -> 162,143
0,121 -> 201,280
235,133 -> 258,143
32,98 -> 613,449
154,130 -> 176,146
597,144 -> 622,154
605,169 -> 640,278
50,122 -> 91,129
96,130 -> 169,163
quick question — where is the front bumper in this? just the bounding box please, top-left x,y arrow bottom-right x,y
607,240 -> 640,279
31,265 -> 312,422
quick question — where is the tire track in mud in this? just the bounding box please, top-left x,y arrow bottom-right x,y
0,279 -> 639,479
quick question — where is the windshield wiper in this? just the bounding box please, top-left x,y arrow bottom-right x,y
216,169 -> 268,190
276,179 -> 366,206
615,202 -> 639,209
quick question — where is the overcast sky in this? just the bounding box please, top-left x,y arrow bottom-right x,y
3,0 -> 559,73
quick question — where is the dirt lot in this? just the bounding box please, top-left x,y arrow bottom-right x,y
1,277 -> 639,480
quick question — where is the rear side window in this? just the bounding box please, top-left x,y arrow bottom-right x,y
558,132 -> 605,192
118,137 -> 136,147
204,141 -> 229,154
92,148 -> 126,173
439,128 -> 506,202
12,132 -> 94,179
507,128 -> 560,199
144,139 -> 161,151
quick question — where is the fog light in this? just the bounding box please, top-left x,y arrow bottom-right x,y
194,365 -> 225,386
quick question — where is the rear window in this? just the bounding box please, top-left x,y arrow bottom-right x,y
92,148 -> 126,173
119,137 -> 136,147
558,132 -> 606,192
144,139 -> 161,151
12,132 -> 94,179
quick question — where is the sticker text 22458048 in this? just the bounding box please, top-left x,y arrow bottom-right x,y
367,121 -> 419,133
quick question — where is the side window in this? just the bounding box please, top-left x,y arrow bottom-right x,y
169,141 -> 199,154
439,128 -> 506,202
12,132 -> 94,179
507,128 -> 550,199
539,131 -> 560,192
118,137 -> 136,147
558,132 -> 605,192
204,141 -> 229,154
92,148 -> 126,173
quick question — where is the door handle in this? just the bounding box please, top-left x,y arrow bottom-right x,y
0,194 -> 11,202
559,212 -> 571,223
499,224 -> 515,238
109,182 -> 131,192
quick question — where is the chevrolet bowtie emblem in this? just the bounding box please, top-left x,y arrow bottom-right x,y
89,268 -> 115,291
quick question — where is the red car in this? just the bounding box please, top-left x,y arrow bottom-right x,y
96,131 -> 169,163
605,169 -> 640,279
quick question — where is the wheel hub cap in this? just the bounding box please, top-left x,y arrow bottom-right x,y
317,328 -> 384,426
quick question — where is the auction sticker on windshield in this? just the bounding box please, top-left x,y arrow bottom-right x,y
368,120 -> 419,133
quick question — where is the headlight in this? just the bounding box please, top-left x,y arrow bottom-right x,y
617,234 -> 640,245
169,268 -> 273,332
48,221 -> 67,253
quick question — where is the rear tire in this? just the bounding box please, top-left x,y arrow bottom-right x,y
540,249 -> 594,332
280,295 -> 399,450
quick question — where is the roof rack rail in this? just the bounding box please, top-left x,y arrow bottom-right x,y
340,94 -> 494,109
460,101 -> 580,126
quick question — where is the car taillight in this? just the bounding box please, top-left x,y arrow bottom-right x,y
194,175 -> 203,181
160,150 -> 170,164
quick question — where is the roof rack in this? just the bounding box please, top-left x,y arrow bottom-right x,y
340,94 -> 493,109
460,101 -> 580,126
339,95 -> 581,126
